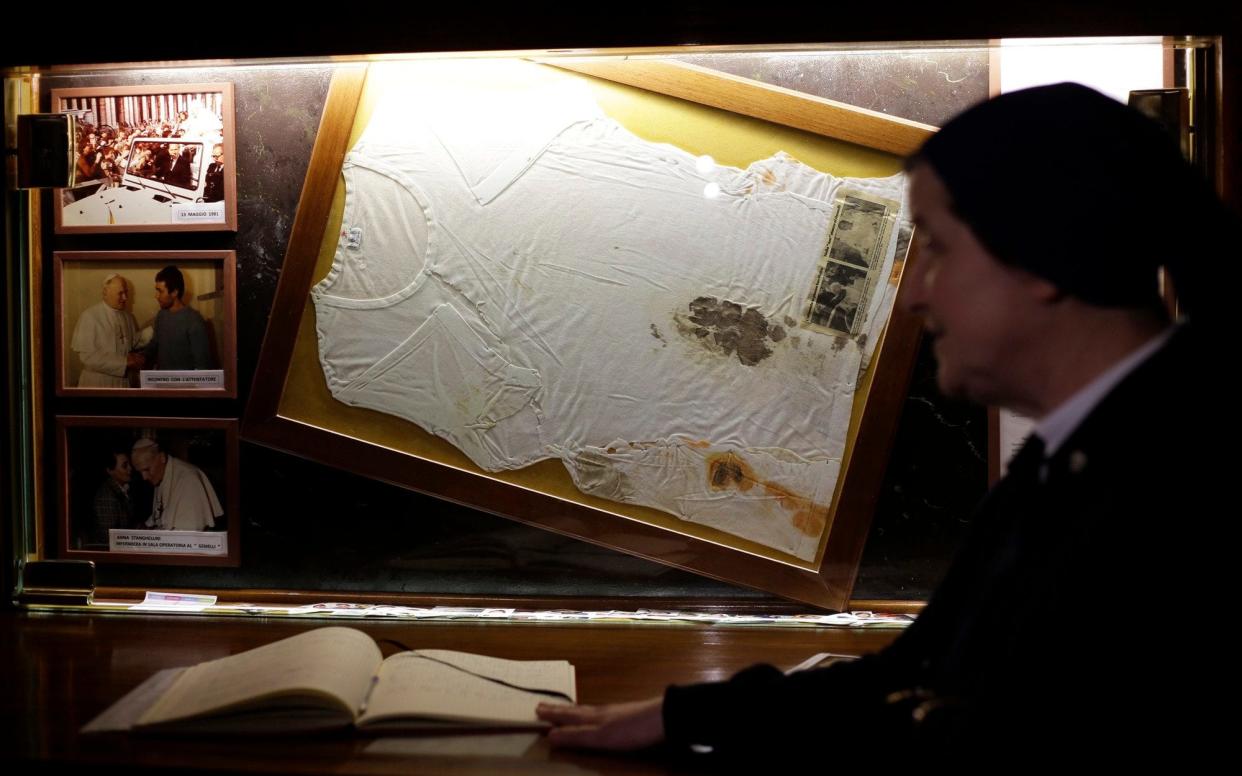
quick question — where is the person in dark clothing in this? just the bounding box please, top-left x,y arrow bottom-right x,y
87,444 -> 136,548
203,144 -> 225,202
165,144 -> 197,189
537,83 -> 1233,763
151,143 -> 174,181
145,265 -> 212,371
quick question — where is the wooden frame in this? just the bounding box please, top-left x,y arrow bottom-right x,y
51,82 -> 237,234
243,60 -> 930,610
545,58 -> 934,156
53,251 -> 238,398
57,416 -> 240,567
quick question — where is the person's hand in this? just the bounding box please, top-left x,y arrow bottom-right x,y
537,696 -> 665,751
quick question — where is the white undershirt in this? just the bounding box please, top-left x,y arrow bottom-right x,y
310,62 -> 911,560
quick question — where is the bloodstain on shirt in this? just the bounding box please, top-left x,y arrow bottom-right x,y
706,451 -> 828,537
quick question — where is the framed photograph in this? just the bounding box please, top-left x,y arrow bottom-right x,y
54,251 -> 237,397
244,61 -> 931,610
51,82 -> 237,233
57,417 -> 240,566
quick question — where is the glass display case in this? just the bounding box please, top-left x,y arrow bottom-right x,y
3,19 -> 1232,616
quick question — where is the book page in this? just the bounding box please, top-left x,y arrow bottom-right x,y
407,650 -> 576,699
138,627 -> 382,727
83,668 -> 186,733
359,651 -> 575,728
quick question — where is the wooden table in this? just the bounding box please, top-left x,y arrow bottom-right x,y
0,609 -> 900,774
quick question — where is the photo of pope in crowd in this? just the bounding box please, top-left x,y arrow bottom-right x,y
55,86 -> 231,229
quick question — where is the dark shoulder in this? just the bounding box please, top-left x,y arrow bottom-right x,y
1068,325 -> 1196,452
170,306 -> 207,325
1044,327 -> 1203,514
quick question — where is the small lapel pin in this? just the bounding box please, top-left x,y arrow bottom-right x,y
1069,450 -> 1088,474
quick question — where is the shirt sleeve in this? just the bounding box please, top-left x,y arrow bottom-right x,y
661,626 -> 928,755
659,502 -> 995,757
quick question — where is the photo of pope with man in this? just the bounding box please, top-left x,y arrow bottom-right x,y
55,251 -> 237,397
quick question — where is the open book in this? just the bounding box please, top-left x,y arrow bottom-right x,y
83,626 -> 576,734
